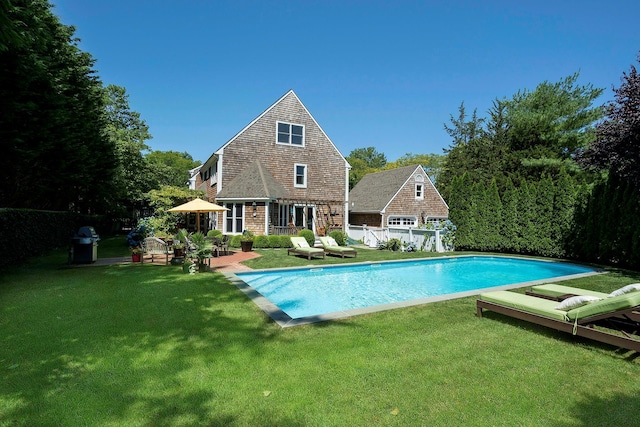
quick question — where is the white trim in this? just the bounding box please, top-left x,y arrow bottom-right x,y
388,215 -> 418,227
294,163 -> 307,188
276,121 -> 305,147
213,90 -> 351,168
223,202 -> 246,234
415,182 -> 424,200
382,165 -> 424,212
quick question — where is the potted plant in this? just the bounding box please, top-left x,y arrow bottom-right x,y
172,242 -> 185,258
189,232 -> 212,272
173,229 -> 188,258
240,230 -> 254,252
130,246 -> 142,262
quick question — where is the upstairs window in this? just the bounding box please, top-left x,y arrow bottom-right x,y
415,174 -> 424,200
294,164 -> 307,188
277,122 -> 304,146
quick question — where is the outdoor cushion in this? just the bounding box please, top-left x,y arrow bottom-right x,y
530,284 -> 608,299
608,283 -> 640,298
565,291 -> 640,320
555,295 -> 601,311
291,237 -> 312,248
478,291 -> 568,321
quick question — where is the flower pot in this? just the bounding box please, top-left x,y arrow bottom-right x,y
241,241 -> 253,252
131,253 -> 141,262
174,247 -> 184,258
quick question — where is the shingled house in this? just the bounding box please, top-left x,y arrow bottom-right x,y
348,164 -> 448,228
192,90 -> 351,236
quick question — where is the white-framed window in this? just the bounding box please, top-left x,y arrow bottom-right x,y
388,216 -> 417,227
415,174 -> 424,199
224,202 -> 244,233
277,121 -> 304,146
294,164 -> 307,188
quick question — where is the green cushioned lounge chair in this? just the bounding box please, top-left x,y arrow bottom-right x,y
319,236 -> 357,258
527,283 -> 608,300
476,290 -> 640,352
288,236 -> 325,261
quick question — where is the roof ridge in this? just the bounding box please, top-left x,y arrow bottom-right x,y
255,160 -> 271,196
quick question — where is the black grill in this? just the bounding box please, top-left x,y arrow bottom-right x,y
71,226 -> 99,263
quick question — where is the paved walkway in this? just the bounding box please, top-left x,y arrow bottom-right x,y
87,250 -> 261,272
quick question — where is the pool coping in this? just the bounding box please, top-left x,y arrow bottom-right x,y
224,255 -> 606,328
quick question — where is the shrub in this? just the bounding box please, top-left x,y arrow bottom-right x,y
229,234 -> 242,248
253,235 -> 269,248
280,235 -> 293,248
298,229 -> 315,247
329,230 -> 347,246
379,238 -> 402,251
268,235 -> 281,248
207,230 -> 222,237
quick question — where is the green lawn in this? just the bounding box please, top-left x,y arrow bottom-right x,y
2,238 -> 640,426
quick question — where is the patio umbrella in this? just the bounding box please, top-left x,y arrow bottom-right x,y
168,198 -> 229,232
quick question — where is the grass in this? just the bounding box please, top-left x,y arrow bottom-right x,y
2,237 -> 640,426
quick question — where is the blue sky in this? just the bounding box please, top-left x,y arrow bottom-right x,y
51,0 -> 640,164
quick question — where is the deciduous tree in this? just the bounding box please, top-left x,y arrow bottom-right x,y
580,53 -> 640,186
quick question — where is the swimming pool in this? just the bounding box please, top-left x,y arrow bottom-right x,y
231,255 -> 601,327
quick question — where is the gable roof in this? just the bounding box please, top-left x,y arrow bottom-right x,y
212,90 -> 351,169
349,165 -> 433,213
215,160 -> 290,201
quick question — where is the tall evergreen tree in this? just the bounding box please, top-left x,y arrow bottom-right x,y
483,179 -> 503,251
534,175 -> 555,256
501,178 -> 521,253
0,0 -> 113,212
553,169 -> 576,256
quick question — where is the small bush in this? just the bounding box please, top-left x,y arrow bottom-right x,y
379,238 -> 402,251
298,229 -> 315,247
280,235 -> 293,248
268,235 -> 281,248
329,230 -> 347,246
207,230 -> 222,237
253,235 -> 269,248
229,234 -> 241,248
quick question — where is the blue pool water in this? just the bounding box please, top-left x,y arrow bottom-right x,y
236,256 -> 597,321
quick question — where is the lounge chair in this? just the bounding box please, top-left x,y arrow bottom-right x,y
526,283 -> 609,300
476,289 -> 640,352
288,236 -> 325,260
319,236 -> 357,258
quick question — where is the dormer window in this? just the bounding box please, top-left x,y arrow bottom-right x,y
277,121 -> 304,146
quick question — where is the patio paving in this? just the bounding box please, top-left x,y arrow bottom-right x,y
85,250 -> 261,272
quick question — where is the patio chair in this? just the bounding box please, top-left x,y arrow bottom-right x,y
219,235 -> 230,256
319,236 -> 357,258
476,289 -> 640,352
141,237 -> 171,265
526,283 -> 610,301
288,236 -> 325,261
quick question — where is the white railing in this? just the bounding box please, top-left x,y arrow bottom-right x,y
347,225 -> 452,252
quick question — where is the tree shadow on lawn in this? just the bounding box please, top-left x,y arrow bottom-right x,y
0,264 -> 301,426
554,391 -> 640,427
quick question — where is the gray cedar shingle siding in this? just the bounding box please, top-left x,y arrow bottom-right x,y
349,164 -> 448,226
216,91 -> 348,204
